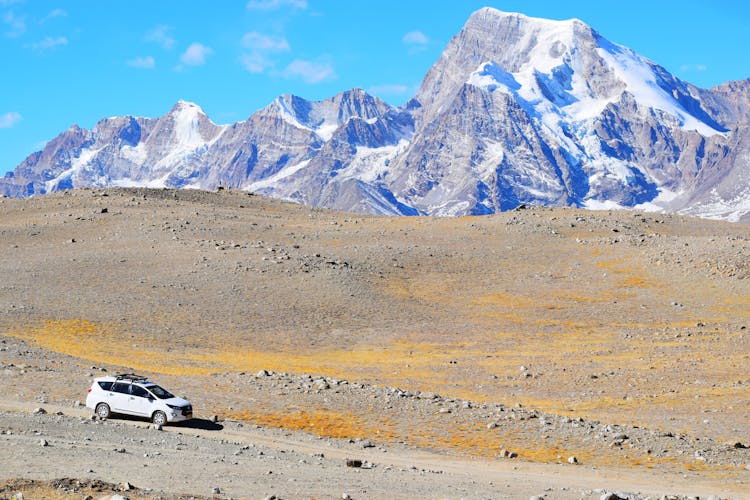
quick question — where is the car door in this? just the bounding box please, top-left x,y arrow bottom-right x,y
108,382 -> 131,413
127,384 -> 154,417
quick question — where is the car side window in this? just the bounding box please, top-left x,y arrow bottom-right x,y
112,382 -> 129,394
97,381 -> 113,391
131,385 -> 149,398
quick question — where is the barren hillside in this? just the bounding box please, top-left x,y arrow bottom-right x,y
2,188 -> 750,498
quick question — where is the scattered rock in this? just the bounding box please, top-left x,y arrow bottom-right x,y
600,493 -> 628,500
346,459 -> 363,468
33,407 -> 46,415
567,456 -> 578,464
313,379 -> 330,390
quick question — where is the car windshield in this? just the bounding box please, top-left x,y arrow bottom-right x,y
146,384 -> 174,399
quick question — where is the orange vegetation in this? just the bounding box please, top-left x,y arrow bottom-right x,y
225,409 -> 394,440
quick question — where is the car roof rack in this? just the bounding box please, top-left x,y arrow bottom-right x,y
114,373 -> 148,383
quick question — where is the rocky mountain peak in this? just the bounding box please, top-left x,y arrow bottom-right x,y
169,99 -> 206,114
413,9 -> 601,127
266,89 -> 393,142
466,7 -> 589,42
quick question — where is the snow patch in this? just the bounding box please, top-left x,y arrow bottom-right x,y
110,174 -> 172,189
315,122 -> 339,141
121,142 -> 147,164
468,62 -> 520,94
275,97 -> 313,133
246,160 -> 312,191
584,199 -> 626,211
172,102 -> 209,150
44,146 -> 105,192
634,188 -> 681,213
596,42 -> 724,136
337,140 -> 409,183
273,96 -> 342,141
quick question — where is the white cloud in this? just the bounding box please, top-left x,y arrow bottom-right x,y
180,42 -> 212,66
0,0 -> 25,6
42,8 -> 66,22
28,35 -> 68,51
402,30 -> 429,46
240,53 -> 269,73
3,10 -> 26,37
246,0 -> 307,10
127,56 -> 155,69
240,32 -> 290,73
146,24 -> 175,50
368,84 -> 409,96
0,111 -> 22,128
242,32 -> 290,51
282,59 -> 335,83
403,30 -> 430,54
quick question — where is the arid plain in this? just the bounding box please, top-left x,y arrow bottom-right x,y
2,187 -> 750,498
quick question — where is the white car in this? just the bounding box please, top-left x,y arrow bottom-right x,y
85,373 -> 192,426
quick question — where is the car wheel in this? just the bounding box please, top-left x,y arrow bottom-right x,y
152,410 -> 167,426
95,403 -> 110,420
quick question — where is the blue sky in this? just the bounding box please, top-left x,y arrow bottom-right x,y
1,0 -> 748,175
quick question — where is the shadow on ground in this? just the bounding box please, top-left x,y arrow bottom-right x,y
174,418 -> 223,431
99,414 -> 224,431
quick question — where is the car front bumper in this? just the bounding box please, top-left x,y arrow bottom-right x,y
166,406 -> 192,422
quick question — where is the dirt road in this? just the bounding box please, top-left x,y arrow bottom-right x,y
0,399 -> 744,499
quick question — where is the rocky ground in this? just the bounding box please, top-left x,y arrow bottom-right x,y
2,187 -> 750,498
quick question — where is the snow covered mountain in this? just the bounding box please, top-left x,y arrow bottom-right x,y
3,8 -> 750,221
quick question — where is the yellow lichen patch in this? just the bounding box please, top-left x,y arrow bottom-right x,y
598,260 -> 658,290
597,259 -> 624,271
710,295 -> 750,319
9,319 -> 214,375
549,291 -> 618,303
226,408 -> 393,440
621,276 -> 651,288
471,293 -> 540,309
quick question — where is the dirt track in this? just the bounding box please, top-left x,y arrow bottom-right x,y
0,400 -> 744,499
2,188 -> 750,497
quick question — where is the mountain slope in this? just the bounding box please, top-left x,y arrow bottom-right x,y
2,8 -> 749,220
